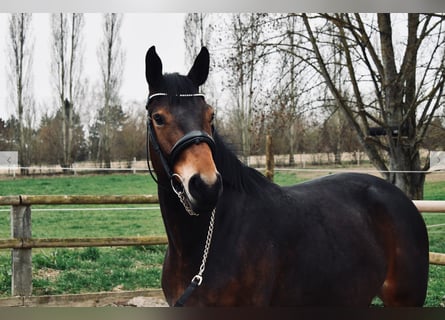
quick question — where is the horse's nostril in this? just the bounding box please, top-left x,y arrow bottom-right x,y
189,173 -> 222,207
189,174 -> 205,192
190,174 -> 220,193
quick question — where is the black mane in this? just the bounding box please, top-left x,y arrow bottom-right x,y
212,130 -> 278,195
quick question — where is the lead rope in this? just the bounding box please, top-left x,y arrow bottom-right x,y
170,174 -> 200,217
174,207 -> 216,307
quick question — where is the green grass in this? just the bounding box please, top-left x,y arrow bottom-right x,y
0,171 -> 444,306
427,265 -> 445,307
0,244 -> 166,297
29,246 -> 165,296
0,174 -> 164,239
273,171 -> 307,186
424,180 -> 445,201
0,173 -> 158,196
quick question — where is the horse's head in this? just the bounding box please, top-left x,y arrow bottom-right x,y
145,46 -> 222,215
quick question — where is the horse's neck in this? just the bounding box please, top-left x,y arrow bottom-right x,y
158,188 -> 210,255
213,132 -> 273,194
157,132 -> 273,255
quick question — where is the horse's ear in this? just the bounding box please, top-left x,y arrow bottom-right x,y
145,46 -> 163,88
187,47 -> 209,87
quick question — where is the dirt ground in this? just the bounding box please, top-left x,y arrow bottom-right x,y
111,296 -> 169,307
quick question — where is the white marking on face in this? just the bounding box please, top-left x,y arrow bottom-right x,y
173,144 -> 219,204
176,164 -> 198,205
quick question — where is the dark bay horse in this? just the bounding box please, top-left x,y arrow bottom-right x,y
144,46 -> 429,306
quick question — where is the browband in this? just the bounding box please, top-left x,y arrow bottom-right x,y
146,93 -> 206,108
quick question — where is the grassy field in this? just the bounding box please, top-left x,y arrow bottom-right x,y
0,170 -> 444,305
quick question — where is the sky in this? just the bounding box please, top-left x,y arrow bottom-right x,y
0,13 -> 187,121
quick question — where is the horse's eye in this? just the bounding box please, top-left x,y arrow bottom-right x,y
210,112 -> 215,124
152,113 -> 165,126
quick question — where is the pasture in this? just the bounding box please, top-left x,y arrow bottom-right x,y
0,171 -> 444,306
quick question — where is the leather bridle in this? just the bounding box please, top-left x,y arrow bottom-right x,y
145,93 -> 216,184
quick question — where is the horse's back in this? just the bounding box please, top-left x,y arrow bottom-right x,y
285,173 -> 429,306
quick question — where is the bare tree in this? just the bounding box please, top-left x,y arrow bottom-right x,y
268,14 -> 316,165
221,13 -> 270,161
51,13 -> 85,170
7,13 -> 34,174
184,13 -> 212,64
183,13 -> 226,123
115,104 -> 146,165
299,13 -> 445,199
96,13 -> 125,168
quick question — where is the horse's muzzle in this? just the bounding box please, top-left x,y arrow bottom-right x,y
188,172 -> 223,215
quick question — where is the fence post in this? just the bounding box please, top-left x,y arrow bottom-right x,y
265,134 -> 274,181
11,204 -> 32,296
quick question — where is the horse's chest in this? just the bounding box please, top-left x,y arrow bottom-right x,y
163,272 -> 263,306
161,245 -> 277,306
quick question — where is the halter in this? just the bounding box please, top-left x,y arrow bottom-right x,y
145,92 -> 216,184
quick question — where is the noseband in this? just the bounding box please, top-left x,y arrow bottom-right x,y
170,130 -> 216,167
145,93 -> 216,183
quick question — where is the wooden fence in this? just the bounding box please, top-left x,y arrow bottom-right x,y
0,194 -> 167,298
0,195 -> 444,301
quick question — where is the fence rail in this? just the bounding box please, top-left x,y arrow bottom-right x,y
0,194 -> 444,299
0,236 -> 168,250
412,200 -> 445,213
0,194 -> 159,205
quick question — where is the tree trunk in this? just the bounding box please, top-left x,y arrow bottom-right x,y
389,146 -> 425,199
265,134 -> 274,181
9,13 -> 32,175
378,13 -> 424,199
98,13 -> 124,169
288,124 -> 296,166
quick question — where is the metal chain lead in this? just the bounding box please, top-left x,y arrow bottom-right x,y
177,190 -> 200,216
192,208 -> 216,286
170,173 -> 216,286
171,174 -> 200,216
173,208 -> 216,306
